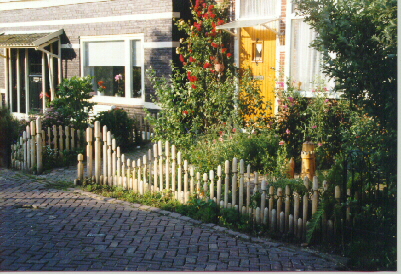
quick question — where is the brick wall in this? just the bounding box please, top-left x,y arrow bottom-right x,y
0,0 -> 185,112
0,52 -> 4,91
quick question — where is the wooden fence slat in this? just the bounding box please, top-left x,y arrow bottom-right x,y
239,160 -> 244,212
184,160 -> 189,203
285,185 -> 291,232
165,141 -> 170,190
261,180 -> 267,222
158,140 -> 163,192
224,160 -> 229,208
209,169 -> 214,201
217,165 -> 222,206
36,118 -> 43,174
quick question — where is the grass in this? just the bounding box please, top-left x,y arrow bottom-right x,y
44,180 -> 75,190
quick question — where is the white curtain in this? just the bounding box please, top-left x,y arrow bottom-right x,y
85,41 -> 125,66
291,19 -> 323,91
240,0 -> 277,19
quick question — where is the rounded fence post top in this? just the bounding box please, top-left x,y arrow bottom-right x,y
209,170 -> 214,180
217,165 -> 222,176
225,160 -> 230,173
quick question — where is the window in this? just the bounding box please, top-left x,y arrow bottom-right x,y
82,36 -> 143,98
239,0 -> 278,19
290,19 -> 333,92
252,41 -> 263,62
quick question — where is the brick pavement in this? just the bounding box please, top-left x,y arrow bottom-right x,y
0,167 -> 348,271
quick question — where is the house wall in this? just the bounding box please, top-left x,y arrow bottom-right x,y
0,0 -> 189,113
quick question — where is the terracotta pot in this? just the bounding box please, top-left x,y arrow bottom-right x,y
214,63 -> 225,72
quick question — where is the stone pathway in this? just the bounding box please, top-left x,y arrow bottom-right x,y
0,167 -> 348,271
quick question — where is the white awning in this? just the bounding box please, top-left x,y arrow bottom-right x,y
217,18 -> 279,29
216,18 -> 281,35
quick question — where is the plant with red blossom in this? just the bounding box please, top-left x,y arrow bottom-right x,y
147,0 -> 268,147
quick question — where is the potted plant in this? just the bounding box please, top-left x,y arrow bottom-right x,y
97,80 -> 106,96
115,74 -> 125,97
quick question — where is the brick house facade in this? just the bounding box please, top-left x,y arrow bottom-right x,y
0,0 -> 190,118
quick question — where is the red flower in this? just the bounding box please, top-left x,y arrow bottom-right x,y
182,110 -> 189,115
208,4 -> 214,10
221,48 -> 227,53
232,128 -> 236,133
202,13 -> 209,19
203,62 -> 212,68
203,2 -> 207,8
227,53 -> 232,58
192,84 -> 197,89
210,56 -> 216,60
98,80 -> 105,86
187,71 -> 191,78
194,21 -> 202,31
210,13 -> 216,18
190,76 -> 198,82
212,22 -> 216,30
179,54 -> 185,62
101,86 -> 106,89
217,19 -> 225,26
211,42 -> 219,48
189,56 -> 196,62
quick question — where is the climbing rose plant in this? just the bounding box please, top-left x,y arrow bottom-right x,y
148,0 -> 269,148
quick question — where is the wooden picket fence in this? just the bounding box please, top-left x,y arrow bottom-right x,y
137,113 -> 154,141
77,121 -> 376,241
10,117 -> 84,174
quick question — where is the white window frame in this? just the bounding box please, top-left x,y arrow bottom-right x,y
285,4 -> 337,98
80,34 -> 146,105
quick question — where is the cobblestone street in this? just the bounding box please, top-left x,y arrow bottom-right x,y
0,167 -> 348,271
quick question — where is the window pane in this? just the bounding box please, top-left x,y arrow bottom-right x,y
86,66 -> 125,96
240,0 -> 277,19
85,41 -> 125,66
291,19 -> 323,91
131,40 -> 142,98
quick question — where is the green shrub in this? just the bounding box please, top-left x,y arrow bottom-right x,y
43,76 -> 96,130
0,108 -> 25,167
93,108 -> 140,151
183,125 -> 280,175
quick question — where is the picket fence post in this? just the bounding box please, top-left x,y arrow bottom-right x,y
184,160 -> 189,203
232,157 -> 238,210
239,160 -> 244,212
217,165 -> 222,206
165,141 -> 170,190
224,160 -> 229,208
86,127 -> 93,179
30,121 -> 36,171
94,121 -> 101,184
36,117 -> 43,174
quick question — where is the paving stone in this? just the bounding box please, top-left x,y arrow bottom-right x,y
0,168 -> 346,271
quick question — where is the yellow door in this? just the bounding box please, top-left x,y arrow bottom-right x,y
240,26 -> 276,118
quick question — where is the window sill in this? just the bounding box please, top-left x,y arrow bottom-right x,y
89,95 -> 161,109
